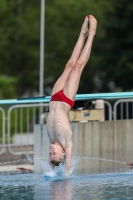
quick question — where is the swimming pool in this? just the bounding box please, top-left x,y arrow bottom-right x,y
0,167 -> 133,200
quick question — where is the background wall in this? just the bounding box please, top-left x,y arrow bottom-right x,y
34,120 -> 133,172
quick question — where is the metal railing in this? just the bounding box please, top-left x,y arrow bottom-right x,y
0,100 -> 112,157
104,101 -> 112,121
0,107 -> 5,155
113,99 -> 133,120
7,103 -> 49,155
0,98 -> 133,157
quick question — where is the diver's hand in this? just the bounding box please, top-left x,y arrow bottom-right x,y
65,169 -> 72,176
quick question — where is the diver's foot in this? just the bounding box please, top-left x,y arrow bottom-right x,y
89,15 -> 97,36
81,16 -> 89,37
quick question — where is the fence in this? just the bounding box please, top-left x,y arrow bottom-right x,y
0,107 -> 5,155
0,103 -> 49,159
7,103 -> 49,155
113,99 -> 133,120
0,98 -> 133,157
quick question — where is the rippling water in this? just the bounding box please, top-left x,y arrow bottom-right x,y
0,168 -> 133,200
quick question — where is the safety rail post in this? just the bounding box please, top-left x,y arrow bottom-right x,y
104,101 -> 112,121
0,107 -> 5,155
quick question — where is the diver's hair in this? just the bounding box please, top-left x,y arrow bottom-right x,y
50,160 -> 60,166
50,155 -> 66,167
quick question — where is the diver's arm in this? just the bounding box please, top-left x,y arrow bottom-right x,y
48,155 -> 55,170
65,141 -> 73,173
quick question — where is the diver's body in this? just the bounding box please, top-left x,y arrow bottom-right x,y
47,101 -> 73,172
47,15 -> 97,173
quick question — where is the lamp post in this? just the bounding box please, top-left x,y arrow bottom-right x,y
39,0 -> 45,97
39,0 -> 45,123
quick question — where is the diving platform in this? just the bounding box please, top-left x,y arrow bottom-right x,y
0,91 -> 133,104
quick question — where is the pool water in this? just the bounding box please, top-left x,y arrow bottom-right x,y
0,168 -> 133,200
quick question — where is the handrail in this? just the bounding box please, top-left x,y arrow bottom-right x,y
0,91 -> 133,104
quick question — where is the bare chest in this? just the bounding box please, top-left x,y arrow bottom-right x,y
47,112 -> 72,147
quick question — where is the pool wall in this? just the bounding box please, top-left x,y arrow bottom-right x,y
34,120 -> 133,172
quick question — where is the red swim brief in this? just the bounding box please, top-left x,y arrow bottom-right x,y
50,90 -> 75,108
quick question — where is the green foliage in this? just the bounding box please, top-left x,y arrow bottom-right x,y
0,0 -> 40,95
0,75 -> 17,98
0,0 -> 132,97
99,0 -> 133,91
45,0 -> 111,93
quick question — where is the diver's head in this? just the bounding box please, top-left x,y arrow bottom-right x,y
49,143 -> 65,166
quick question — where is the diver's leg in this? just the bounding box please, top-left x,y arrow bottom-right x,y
63,15 -> 97,100
51,16 -> 89,95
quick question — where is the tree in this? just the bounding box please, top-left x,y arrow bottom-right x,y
0,75 -> 17,98
0,0 -> 112,98
44,0 -> 111,94
99,0 -> 133,92
0,0 -> 40,96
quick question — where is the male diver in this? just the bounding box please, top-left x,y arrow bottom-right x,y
47,15 -> 97,173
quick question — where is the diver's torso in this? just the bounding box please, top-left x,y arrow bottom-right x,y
47,101 -> 72,149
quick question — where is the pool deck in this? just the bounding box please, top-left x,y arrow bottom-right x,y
0,164 -> 34,172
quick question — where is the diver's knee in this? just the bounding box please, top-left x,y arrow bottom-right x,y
65,59 -> 75,68
75,59 -> 85,71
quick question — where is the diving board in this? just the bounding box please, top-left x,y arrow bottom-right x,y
0,91 -> 133,104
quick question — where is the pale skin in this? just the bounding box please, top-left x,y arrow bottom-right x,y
47,15 -> 97,173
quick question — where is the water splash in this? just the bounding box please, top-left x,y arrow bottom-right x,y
41,159 -> 73,179
0,157 -> 45,166
0,156 -> 130,177
73,156 -> 127,165
0,156 -> 128,167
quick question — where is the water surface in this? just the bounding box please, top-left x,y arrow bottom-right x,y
0,168 -> 133,200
